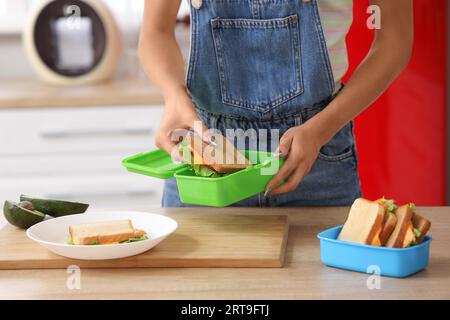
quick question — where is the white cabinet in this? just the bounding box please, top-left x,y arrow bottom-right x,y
0,105 -> 165,214
0,106 -> 162,154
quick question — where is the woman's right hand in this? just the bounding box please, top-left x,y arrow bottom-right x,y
140,2 -> 209,160
155,88 -> 209,160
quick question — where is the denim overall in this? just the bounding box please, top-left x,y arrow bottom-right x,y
162,0 -> 362,207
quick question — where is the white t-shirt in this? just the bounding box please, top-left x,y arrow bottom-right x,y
317,0 -> 353,84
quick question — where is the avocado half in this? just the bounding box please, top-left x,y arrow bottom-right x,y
20,195 -> 89,217
3,200 -> 45,229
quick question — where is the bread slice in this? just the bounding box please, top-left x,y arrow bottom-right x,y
69,219 -> 137,245
338,198 -> 385,245
412,212 -> 431,243
379,212 -> 397,246
188,132 -> 251,173
375,198 -> 398,245
385,205 -> 414,248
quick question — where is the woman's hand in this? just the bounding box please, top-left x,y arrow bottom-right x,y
155,88 -> 209,160
139,1 -> 210,159
264,124 -> 323,196
264,0 -> 413,197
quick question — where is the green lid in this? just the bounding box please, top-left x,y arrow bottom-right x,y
122,149 -> 187,179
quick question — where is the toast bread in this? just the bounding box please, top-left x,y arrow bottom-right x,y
338,198 -> 385,245
375,198 -> 398,245
412,212 -> 431,243
69,219 -> 137,245
385,205 -> 414,248
187,133 -> 251,173
379,213 -> 398,246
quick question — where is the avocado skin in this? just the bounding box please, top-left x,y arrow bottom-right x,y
19,195 -> 89,217
3,200 -> 45,229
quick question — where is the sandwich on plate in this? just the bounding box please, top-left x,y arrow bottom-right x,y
67,219 -> 148,245
178,131 -> 251,177
338,198 -> 431,248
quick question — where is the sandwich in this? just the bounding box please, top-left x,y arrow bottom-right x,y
385,204 -> 414,248
412,209 -> 431,243
337,198 -> 385,246
385,203 -> 431,248
376,197 -> 398,245
178,131 -> 251,177
67,219 -> 148,245
338,198 -> 431,248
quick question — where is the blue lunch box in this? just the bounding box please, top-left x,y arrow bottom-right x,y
317,225 -> 432,278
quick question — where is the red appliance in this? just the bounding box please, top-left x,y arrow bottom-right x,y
344,0 -> 448,205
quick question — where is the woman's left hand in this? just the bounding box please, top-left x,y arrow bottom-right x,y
265,125 -> 323,196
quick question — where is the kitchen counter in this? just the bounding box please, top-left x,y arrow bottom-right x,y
0,206 -> 449,300
0,77 -> 164,108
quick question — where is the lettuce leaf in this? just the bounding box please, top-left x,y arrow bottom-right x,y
192,164 -> 223,178
66,235 -> 148,245
120,235 -> 148,243
413,228 -> 421,238
406,229 -> 422,247
383,199 -> 397,212
66,235 -> 74,245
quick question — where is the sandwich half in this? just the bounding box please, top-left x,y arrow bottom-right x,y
412,208 -> 431,244
385,204 -> 414,248
187,132 -> 251,174
338,198 -> 385,246
68,219 -> 147,245
376,198 -> 398,246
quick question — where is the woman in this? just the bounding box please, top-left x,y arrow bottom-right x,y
139,0 -> 413,207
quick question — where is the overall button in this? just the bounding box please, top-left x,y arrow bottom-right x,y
192,0 -> 203,10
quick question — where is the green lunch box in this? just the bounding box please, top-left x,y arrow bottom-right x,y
122,149 -> 284,207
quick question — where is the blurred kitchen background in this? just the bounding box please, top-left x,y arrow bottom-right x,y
0,0 -> 191,217
0,0 -> 448,220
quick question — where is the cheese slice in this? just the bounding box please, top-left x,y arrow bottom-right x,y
371,226 -> 382,246
402,223 -> 416,248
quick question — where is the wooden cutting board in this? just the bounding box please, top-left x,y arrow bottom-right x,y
0,214 -> 289,269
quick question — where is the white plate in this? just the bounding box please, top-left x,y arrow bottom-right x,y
26,210 -> 178,260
